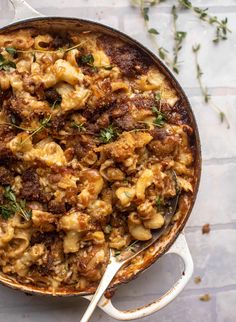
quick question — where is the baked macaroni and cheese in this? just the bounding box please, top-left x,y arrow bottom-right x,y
0,28 -> 196,293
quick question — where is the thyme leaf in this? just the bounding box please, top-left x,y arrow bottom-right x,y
153,113 -> 166,128
0,54 -> 16,71
102,65 -> 114,70
1,186 -> 32,221
99,125 -> 118,144
5,47 -> 18,57
0,205 -> 14,220
158,47 -> 170,62
148,28 -> 159,35
114,250 -> 121,257
142,7 -> 149,21
78,54 -> 113,70
152,106 -> 158,114
213,18 -> 230,43
156,196 -> 162,209
79,53 -> 94,66
219,112 -> 225,123
152,104 -> 166,128
154,91 -> 161,102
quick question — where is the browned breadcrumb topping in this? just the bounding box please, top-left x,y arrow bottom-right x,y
202,223 -> 210,234
194,276 -> 202,284
0,28 -> 197,293
199,293 -> 211,302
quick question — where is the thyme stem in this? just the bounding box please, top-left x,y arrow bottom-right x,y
192,44 -> 210,103
192,44 -> 230,128
139,0 -> 173,67
0,123 -> 32,131
172,5 -> 187,74
20,114 -> 52,146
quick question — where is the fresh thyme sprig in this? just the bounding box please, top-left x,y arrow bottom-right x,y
99,125 -> 118,144
132,1 -> 184,72
152,106 -> 166,127
20,115 -> 52,146
171,5 -> 187,74
213,19 -> 230,43
71,122 -> 86,132
20,98 -> 60,146
137,0 -> 173,68
1,99 -> 61,145
0,186 -> 32,221
130,0 -> 230,129
78,53 -> 113,71
178,0 -> 231,43
192,44 -> 230,128
192,44 -> 210,103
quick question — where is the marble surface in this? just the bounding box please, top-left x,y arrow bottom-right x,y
0,0 -> 235,321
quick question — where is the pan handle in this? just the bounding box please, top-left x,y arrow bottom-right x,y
9,0 -> 43,21
83,233 -> 193,321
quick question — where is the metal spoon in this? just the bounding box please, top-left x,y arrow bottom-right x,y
80,180 -> 179,322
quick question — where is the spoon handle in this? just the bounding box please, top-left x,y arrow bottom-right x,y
80,257 -> 123,322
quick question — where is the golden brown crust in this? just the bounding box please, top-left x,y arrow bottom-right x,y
97,35 -> 152,77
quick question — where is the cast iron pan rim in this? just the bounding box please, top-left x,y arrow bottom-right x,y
0,16 -> 202,297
